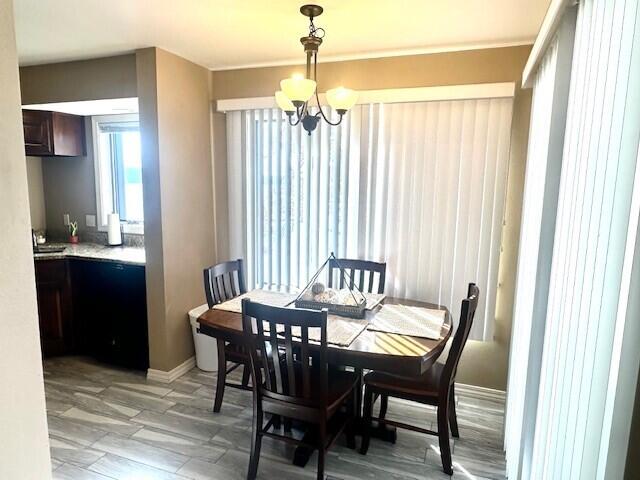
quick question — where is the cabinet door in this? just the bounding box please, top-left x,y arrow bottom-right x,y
35,260 -> 73,356
106,263 -> 149,370
23,110 -> 54,156
51,112 -> 85,156
78,261 -> 149,370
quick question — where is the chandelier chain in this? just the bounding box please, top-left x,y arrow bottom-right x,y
308,16 -> 325,39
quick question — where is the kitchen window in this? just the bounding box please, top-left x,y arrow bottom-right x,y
92,114 -> 144,234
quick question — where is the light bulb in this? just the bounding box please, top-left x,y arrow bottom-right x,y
280,74 -> 316,105
326,87 -> 358,113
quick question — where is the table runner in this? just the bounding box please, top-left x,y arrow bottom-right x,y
213,290 -> 367,347
363,293 -> 386,310
211,290 -> 296,312
367,304 -> 446,340
290,316 -> 368,347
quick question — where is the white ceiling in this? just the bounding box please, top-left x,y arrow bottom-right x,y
14,0 -> 550,70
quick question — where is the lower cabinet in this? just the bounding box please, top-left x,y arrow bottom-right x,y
35,258 -> 149,370
72,260 -> 149,370
34,259 -> 74,356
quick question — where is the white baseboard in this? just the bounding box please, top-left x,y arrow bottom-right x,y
147,356 -> 196,384
456,383 -> 506,404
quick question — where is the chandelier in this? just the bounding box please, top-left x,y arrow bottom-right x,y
275,4 -> 358,135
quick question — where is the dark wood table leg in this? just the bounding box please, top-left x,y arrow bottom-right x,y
352,389 -> 398,444
292,371 -> 397,468
292,426 -> 317,467
370,420 -> 397,443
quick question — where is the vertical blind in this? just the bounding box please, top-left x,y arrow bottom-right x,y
226,97 -> 514,341
504,8 -> 575,479
505,35 -> 560,480
528,0 -> 640,478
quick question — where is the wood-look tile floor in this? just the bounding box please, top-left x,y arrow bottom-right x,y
44,357 -> 506,480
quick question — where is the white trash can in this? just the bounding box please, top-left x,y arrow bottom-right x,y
189,304 -> 218,372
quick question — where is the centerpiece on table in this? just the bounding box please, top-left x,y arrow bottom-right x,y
294,253 -> 367,319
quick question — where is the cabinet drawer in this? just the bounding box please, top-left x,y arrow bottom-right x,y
35,259 -> 68,284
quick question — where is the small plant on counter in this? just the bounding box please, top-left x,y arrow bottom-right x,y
69,221 -> 79,244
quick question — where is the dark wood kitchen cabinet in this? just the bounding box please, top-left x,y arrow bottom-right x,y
23,109 -> 85,157
34,258 -> 148,369
34,259 -> 74,357
71,260 -> 149,370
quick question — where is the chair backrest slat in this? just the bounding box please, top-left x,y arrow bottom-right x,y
267,321 -> 284,394
301,328 -> 311,398
203,259 -> 246,307
441,283 -> 480,390
328,258 -> 387,294
229,272 -> 237,297
242,299 -> 328,405
255,318 -> 274,391
283,325 -> 296,396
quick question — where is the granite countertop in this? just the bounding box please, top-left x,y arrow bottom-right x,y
33,242 -> 145,266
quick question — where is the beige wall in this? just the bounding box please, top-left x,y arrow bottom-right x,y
137,48 -> 215,372
210,45 -> 532,101
0,0 -> 52,477
19,54 -> 137,105
26,156 -> 47,230
210,45 -> 532,390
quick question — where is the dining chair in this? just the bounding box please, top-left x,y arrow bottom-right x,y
359,283 -> 480,475
327,258 -> 387,294
327,257 -> 387,419
241,298 -> 358,480
203,259 -> 250,413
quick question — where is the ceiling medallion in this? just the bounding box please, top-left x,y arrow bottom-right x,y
275,4 -> 358,135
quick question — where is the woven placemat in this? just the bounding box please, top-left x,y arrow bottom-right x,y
212,290 -> 296,313
367,304 -> 446,340
215,290 -> 368,347
363,293 -> 386,310
290,316 -> 368,347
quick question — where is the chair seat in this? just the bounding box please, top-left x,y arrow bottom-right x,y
364,362 -> 446,399
263,366 -> 358,416
225,341 -> 250,363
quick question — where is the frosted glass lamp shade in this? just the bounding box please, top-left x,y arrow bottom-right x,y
326,87 -> 358,113
280,74 -> 316,104
275,91 -> 295,112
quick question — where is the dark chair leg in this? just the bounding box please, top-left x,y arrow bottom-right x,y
360,387 -> 374,455
449,384 -> 459,438
247,396 -> 263,480
272,415 -> 281,430
354,368 -> 363,421
345,391 -> 357,450
437,399 -> 453,475
213,338 -> 226,413
317,421 -> 326,480
283,417 -> 292,433
241,364 -> 251,388
379,394 -> 389,420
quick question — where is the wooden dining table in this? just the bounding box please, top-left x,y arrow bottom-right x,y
197,293 -> 452,465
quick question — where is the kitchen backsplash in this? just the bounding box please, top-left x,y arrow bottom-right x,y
46,229 -> 144,247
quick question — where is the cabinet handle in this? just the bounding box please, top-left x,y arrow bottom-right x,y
113,264 -> 125,270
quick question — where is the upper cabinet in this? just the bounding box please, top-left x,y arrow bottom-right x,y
23,109 -> 86,157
